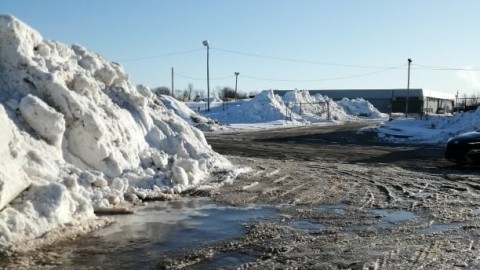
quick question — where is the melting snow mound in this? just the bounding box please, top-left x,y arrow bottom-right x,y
201,89 -> 386,125
338,97 -> 388,119
0,15 -> 233,248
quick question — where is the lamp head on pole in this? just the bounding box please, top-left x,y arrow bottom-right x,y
408,58 -> 412,63
234,72 -> 240,76
202,40 -> 209,47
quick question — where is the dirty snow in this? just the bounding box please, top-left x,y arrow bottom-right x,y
0,15 -> 234,249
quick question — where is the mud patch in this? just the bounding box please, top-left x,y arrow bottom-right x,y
190,251 -> 256,270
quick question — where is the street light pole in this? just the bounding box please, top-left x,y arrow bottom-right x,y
234,72 -> 240,100
202,40 -> 210,111
455,90 -> 459,111
171,67 -> 174,97
405,58 -> 412,118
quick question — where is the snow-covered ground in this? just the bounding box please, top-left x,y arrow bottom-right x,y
371,109 -> 480,144
0,15 -> 236,249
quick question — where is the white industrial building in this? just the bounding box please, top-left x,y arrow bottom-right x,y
273,88 -> 456,114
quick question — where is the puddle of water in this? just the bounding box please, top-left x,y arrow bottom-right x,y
289,220 -> 326,231
423,222 -> 465,234
68,198 -> 276,270
371,209 -> 417,228
316,204 -> 348,215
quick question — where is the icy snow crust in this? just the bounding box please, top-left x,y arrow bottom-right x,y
0,15 -> 232,248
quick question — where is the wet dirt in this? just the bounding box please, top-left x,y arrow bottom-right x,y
170,121 -> 480,269
3,121 -> 480,269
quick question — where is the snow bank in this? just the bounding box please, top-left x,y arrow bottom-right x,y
204,89 -> 302,124
198,89 -> 385,125
338,97 -> 387,119
282,90 -> 354,122
375,108 -> 480,144
0,15 -> 233,248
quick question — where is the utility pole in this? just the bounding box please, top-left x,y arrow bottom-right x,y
455,90 -> 459,111
202,40 -> 210,111
405,58 -> 412,118
389,89 -> 394,120
171,67 -> 174,97
234,72 -> 240,100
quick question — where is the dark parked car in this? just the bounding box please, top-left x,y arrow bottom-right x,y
445,131 -> 480,165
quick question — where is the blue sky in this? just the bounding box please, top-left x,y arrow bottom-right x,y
3,0 -> 480,96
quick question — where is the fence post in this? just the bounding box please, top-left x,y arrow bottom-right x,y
326,100 -> 331,120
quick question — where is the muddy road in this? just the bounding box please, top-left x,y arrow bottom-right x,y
163,121 -> 480,269
3,121 -> 480,269
206,121 -> 450,169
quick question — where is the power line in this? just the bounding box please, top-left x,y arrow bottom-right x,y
117,48 -> 203,62
212,47 -> 404,69
113,46 -> 480,74
412,64 -> 480,71
174,72 -> 234,81
240,64 -> 406,83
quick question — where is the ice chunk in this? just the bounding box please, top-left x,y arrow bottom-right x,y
19,94 -> 66,146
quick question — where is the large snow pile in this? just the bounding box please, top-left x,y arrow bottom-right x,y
205,89 -> 303,124
0,15 -> 233,248
199,89 -> 385,125
375,109 -> 480,144
282,90 -> 354,122
338,97 -> 387,119
282,90 -> 332,122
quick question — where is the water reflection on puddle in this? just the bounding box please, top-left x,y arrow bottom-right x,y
316,204 -> 348,215
71,198 -> 276,269
423,222 -> 465,234
61,201 -> 468,269
371,209 -> 417,228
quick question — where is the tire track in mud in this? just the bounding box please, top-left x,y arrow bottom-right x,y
197,124 -> 480,269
